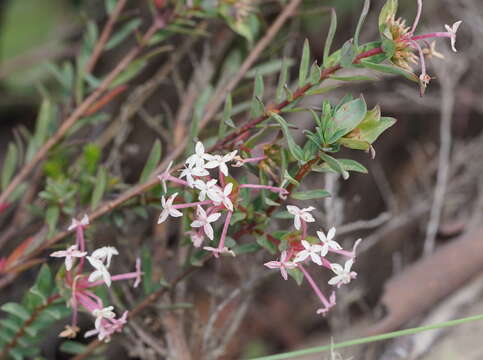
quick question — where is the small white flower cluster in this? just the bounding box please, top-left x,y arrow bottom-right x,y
287,205 -> 359,287
51,215 -> 142,342
157,142 -> 238,254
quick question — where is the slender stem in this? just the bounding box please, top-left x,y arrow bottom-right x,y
239,184 -> 287,193
410,0 -> 423,35
301,221 -> 307,240
411,32 -> 451,41
84,0 -> 128,74
173,200 -> 212,209
217,211 -> 233,252
297,264 -> 330,307
87,272 -> 140,287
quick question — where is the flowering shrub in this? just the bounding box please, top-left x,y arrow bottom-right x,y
0,0 -> 461,358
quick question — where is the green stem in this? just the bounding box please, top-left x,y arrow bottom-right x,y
250,313 -> 483,360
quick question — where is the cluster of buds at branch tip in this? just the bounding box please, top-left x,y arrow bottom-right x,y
381,0 -> 462,95
50,215 -> 143,341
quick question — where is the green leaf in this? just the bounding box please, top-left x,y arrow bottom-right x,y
44,304 -> 69,320
333,97 -> 367,135
320,153 -> 349,179
323,8 -> 337,68
142,245 -> 154,295
276,58 -> 290,103
45,206 -> 60,238
105,19 -> 142,50
313,159 -> 368,174
110,58 -> 147,88
1,142 -> 18,191
329,75 -> 377,82
360,59 -> 418,83
256,234 -> 277,255
358,116 -> 397,144
1,303 -> 31,321
378,0 -> 398,35
0,318 -> 21,333
105,0 -> 117,13
309,61 -> 321,83
218,94 -> 232,138
60,340 -> 88,355
245,59 -> 294,78
250,72 -> 265,117
340,40 -> 357,68
26,99 -> 53,162
30,265 -> 53,303
381,38 -> 396,58
271,114 -> 304,161
91,166 -> 108,209
288,267 -> 304,285
354,0 -> 371,49
291,189 -> 330,200
337,137 -> 371,150
139,140 -> 162,183
83,144 -> 101,174
298,39 -> 310,86
233,242 -> 262,255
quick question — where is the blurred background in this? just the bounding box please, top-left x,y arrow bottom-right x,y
1,0 -> 482,359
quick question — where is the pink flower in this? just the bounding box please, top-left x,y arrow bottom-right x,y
179,164 -> 209,187
444,21 -> 462,52
215,183 -> 234,211
87,256 -> 112,287
294,240 -> 323,265
68,214 -> 89,231
316,227 -> 342,257
190,206 -> 221,240
158,193 -> 183,224
328,259 -> 357,288
203,246 -> 235,257
194,179 -> 222,202
264,251 -> 296,280
204,150 -> 237,176
187,231 -> 204,248
50,245 -> 87,271
186,142 -> 210,168
286,205 -> 315,230
316,291 -> 336,316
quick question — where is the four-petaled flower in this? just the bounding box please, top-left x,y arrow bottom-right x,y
186,142 -> 209,168
316,227 -> 341,257
204,150 -> 237,176
328,259 -> 357,288
50,245 -> 87,271
158,193 -> 183,224
91,246 -> 119,267
216,183 -> 234,211
194,179 -> 222,202
264,251 -> 296,280
92,306 -> 115,330
191,206 -> 221,240
294,240 -> 323,265
68,214 -> 89,231
444,20 -> 462,52
287,205 -> 315,230
87,256 -> 112,287
203,246 -> 236,257
179,164 -> 209,187
187,231 -> 204,247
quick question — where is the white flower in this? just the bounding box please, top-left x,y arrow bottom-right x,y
68,214 -> 89,231
204,150 -> 238,176
264,251 -> 297,280
444,20 -> 462,52
157,161 -> 173,193
294,240 -> 324,266
158,192 -> 183,224
50,245 -> 87,271
316,227 -> 342,257
328,259 -> 357,288
92,306 -> 115,330
87,256 -> 112,287
179,165 -> 209,187
186,142 -> 210,168
215,183 -> 234,211
203,246 -> 236,257
190,206 -> 221,240
194,179 -> 222,202
286,205 -> 315,230
91,246 -> 119,267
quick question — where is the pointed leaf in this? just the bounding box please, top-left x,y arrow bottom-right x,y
355,0 -> 371,49
323,8 -> 337,68
291,189 -> 331,200
1,303 -> 31,321
139,140 -> 162,183
320,153 -> 349,179
1,143 -> 18,191
271,114 -> 304,161
91,166 -> 108,209
298,39 -> 310,86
